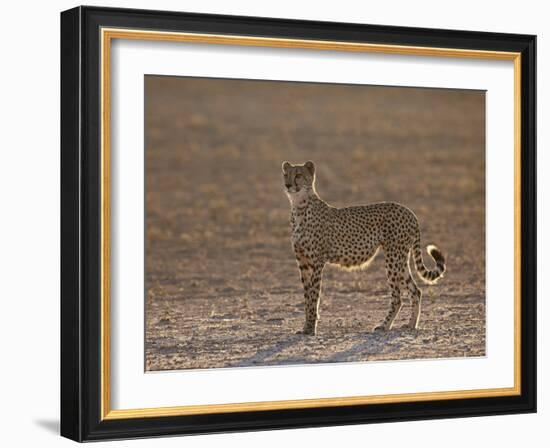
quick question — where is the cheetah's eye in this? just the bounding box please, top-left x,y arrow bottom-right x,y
295,174 -> 303,179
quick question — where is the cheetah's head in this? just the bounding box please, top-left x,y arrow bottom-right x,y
282,161 -> 315,194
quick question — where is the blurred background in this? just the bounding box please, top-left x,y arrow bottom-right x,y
145,76 -> 485,371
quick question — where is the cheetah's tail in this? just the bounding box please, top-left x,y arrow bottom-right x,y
412,238 -> 446,285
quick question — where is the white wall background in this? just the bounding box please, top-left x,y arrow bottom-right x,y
0,1 -> 545,446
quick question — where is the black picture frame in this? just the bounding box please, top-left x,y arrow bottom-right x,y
61,5 -> 536,442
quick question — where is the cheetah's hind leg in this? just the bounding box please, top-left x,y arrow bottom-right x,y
374,249 -> 406,332
405,273 -> 422,330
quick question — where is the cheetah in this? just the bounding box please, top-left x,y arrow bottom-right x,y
282,161 -> 446,335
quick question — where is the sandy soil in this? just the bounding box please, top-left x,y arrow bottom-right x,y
144,77 -> 486,371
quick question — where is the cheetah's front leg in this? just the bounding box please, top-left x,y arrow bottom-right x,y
298,261 -> 324,335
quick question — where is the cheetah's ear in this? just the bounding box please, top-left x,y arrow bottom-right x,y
282,161 -> 292,173
304,161 -> 315,176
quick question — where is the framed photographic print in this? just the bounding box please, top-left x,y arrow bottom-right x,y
60,6 -> 536,442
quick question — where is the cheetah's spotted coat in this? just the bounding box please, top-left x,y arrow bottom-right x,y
283,161 -> 446,335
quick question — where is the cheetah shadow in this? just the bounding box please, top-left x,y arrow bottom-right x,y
230,327 -> 424,367
229,334 -> 304,367
325,328 -> 423,363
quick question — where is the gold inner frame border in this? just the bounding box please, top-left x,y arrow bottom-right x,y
99,27 -> 522,420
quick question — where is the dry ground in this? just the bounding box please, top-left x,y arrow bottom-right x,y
145,77 -> 485,371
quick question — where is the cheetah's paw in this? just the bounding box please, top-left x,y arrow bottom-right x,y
297,328 -> 317,336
